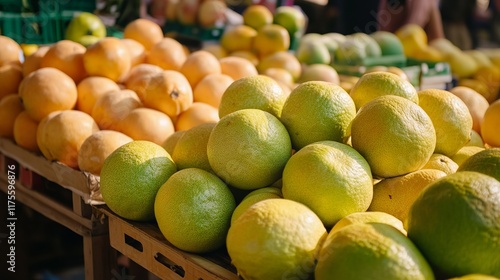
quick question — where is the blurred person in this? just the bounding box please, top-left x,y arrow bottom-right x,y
115,0 -> 167,28
440,0 -> 476,50
377,0 -> 445,41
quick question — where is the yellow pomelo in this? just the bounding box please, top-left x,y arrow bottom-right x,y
330,211 -> 407,235
207,109 -> 292,190
154,168 -> 235,253
395,24 -> 428,57
77,130 -> 133,176
464,50 -> 493,68
100,141 -> 177,221
473,65 -> 500,103
257,51 -> 302,81
193,73 -> 234,108
279,81 -> 356,150
282,141 -> 373,227
351,95 -> 436,178
230,187 -> 282,224
447,51 -> 479,80
273,6 -> 306,35
172,123 -> 215,172
418,89 -> 473,157
220,25 -> 257,53
467,130 -> 485,147
218,75 -> 287,118
449,274 -> 500,280
421,153 -> 459,175
262,67 -> 294,89
242,4 -> 273,31
407,171 -> 500,278
368,169 -> 447,227
315,223 -> 434,280
451,146 -> 485,166
253,24 -> 290,58
296,40 -> 331,65
481,100 -> 500,147
227,198 -> 327,280
297,64 -> 340,84
161,130 -> 185,156
349,71 -> 418,110
457,148 -> 500,181
228,50 -> 259,66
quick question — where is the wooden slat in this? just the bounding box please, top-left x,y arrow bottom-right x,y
83,234 -> 118,280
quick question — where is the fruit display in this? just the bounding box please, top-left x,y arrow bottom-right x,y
1,5 -> 500,279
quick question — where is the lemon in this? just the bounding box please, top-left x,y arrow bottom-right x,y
242,4 -> 273,31
220,25 -> 257,53
418,89 -> 473,157
161,130 -> 185,155
351,95 -> 436,178
257,50 -> 302,81
315,223 -> 434,280
282,141 -> 373,227
458,148 -> 500,181
171,123 -> 215,172
421,153 -> 459,175
100,140 -> 177,221
395,24 -> 428,57
451,145 -> 485,166
368,169 -> 447,227
154,168 -> 235,253
349,71 -> 418,110
218,75 -> 287,119
230,187 -> 282,224
226,198 -> 327,280
330,211 -> 407,235
207,109 -> 292,190
253,24 -> 290,58
407,171 -> 500,278
279,81 -> 356,150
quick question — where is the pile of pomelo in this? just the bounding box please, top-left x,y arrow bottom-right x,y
1,9 -> 500,280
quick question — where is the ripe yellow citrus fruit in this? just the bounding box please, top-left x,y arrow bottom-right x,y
297,63 -> 340,84
407,171 -> 500,278
280,81 -> 356,150
262,67 -> 294,89
121,38 -> 146,67
0,94 -> 24,139
242,4 -> 273,31
220,25 -> 257,53
179,50 -> 221,88
100,140 -> 177,221
123,18 -> 164,51
154,168 -> 235,253
116,107 -> 175,145
40,40 -> 88,83
230,187 -> 282,224
473,65 -> 500,103
315,223 -> 434,280
467,130 -> 485,147
282,141 -> 373,227
227,198 -> 327,280
351,95 -> 436,178
146,37 -> 187,71
457,148 -> 500,181
174,102 -> 219,131
219,56 -> 258,81
451,146 -> 485,166
228,50 -> 259,66
13,111 -> 39,152
19,67 -> 78,122
257,50 -> 302,81
77,130 -> 133,176
22,45 -> 49,78
123,63 -> 163,102
349,71 -> 418,110
329,211 -> 407,236
171,123 -> 215,172
421,153 -> 459,175
207,109 -> 292,190
161,130 -> 185,156
76,76 -> 121,115
449,274 -> 500,280
91,89 -> 142,130
253,24 -> 290,58
418,89 -> 473,157
449,86 -> 489,133
0,35 -> 22,67
218,75 -> 287,118
481,99 -> 500,147
201,43 -> 227,59
193,73 -> 234,108
368,169 -> 447,226
83,37 -> 131,82
395,24 -> 428,57
0,64 -> 23,100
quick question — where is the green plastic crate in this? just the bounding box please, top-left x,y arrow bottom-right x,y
0,0 -> 26,13
0,11 -> 60,44
38,0 -> 96,13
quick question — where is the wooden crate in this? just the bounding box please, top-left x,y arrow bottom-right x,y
99,207 -> 240,280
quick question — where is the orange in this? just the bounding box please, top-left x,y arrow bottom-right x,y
36,110 -> 99,169
0,94 -> 24,138
91,89 -> 142,130
219,56 -> 258,81
227,198 -> 326,280
121,38 -> 146,67
77,130 -> 133,175
155,168 -> 235,253
193,73 -> 234,108
116,107 -> 175,145
142,70 -> 193,120
207,109 -> 292,190
262,67 -> 294,89
228,50 -> 259,66
146,37 -> 187,71
282,141 -> 373,227
123,18 -> 164,51
180,50 -> 221,88
220,25 -> 257,53
350,95 -> 436,178
122,63 -> 164,102
0,35 -> 21,66
22,46 -> 49,77
171,123 -> 215,172
257,51 -> 302,81
83,37 -> 131,82
13,111 -> 39,152
19,67 -> 78,122
449,86 -> 490,133
481,99 -> 500,147
0,63 -> 23,100
279,81 -> 356,150
100,140 -> 177,221
76,76 -> 121,115
174,102 -> 219,131
407,171 -> 500,278
40,40 -> 88,83
201,43 -> 227,59
253,24 -> 290,58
